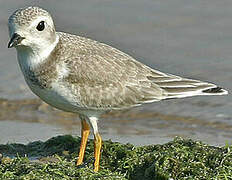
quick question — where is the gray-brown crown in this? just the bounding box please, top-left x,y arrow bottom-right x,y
8,6 -> 50,26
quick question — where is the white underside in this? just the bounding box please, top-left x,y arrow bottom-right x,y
27,79 -> 104,117
30,81 -> 79,111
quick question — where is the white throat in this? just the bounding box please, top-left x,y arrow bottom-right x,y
17,34 -> 59,70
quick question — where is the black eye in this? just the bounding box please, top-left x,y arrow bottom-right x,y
36,21 -> 45,31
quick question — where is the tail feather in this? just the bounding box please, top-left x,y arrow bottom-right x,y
147,71 -> 228,99
202,87 -> 226,94
162,79 -> 228,99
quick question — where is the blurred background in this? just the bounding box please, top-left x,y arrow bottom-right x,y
0,0 -> 232,146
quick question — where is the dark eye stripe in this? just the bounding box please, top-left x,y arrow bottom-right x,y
36,21 -> 45,31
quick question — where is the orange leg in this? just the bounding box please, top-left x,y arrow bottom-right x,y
93,132 -> 102,172
76,119 -> 90,166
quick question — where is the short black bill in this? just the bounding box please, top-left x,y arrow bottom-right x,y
8,33 -> 25,48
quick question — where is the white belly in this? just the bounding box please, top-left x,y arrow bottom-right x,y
28,80 -> 82,113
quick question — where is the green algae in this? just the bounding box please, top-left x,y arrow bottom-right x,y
0,136 -> 231,179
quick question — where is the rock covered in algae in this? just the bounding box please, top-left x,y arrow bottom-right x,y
0,135 -> 231,179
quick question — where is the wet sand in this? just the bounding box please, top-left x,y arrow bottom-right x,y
0,0 -> 232,146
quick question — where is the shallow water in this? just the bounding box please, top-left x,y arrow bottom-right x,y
0,0 -> 232,146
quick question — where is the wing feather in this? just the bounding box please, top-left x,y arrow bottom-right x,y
56,32 -> 227,110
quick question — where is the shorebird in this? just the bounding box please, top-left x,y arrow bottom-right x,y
8,6 -> 228,172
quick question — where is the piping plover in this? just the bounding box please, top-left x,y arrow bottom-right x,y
8,6 -> 228,172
